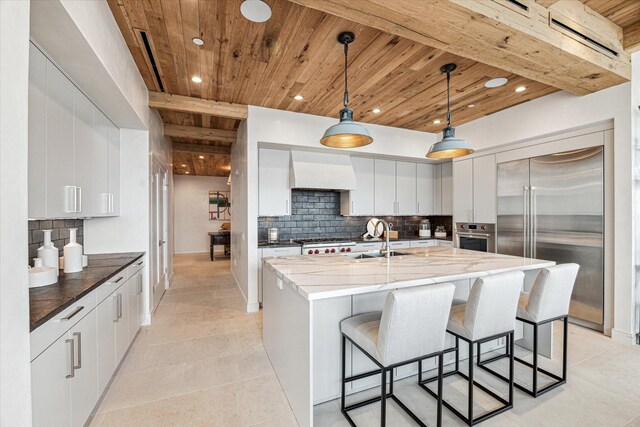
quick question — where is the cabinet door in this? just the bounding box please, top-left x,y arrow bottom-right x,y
262,247 -> 302,257
434,164 -> 443,215
74,89 -> 94,217
472,155 -> 497,223
441,162 -> 453,216
108,121 -> 120,216
452,159 -> 473,222
416,163 -> 434,215
92,108 -> 110,216
96,294 -> 117,394
115,286 -> 130,363
350,157 -> 374,215
396,162 -> 417,215
438,240 -> 453,247
409,240 -> 432,248
28,43 -> 48,219
128,272 -> 142,343
374,159 -> 396,215
258,249 -> 263,303
31,334 -> 72,427
46,60 -> 76,218
69,310 -> 98,427
388,241 -> 411,250
258,149 -> 291,216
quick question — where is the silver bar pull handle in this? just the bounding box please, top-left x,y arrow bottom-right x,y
72,332 -> 82,369
351,201 -> 354,214
114,277 -> 123,284
117,293 -> 123,319
76,186 -> 82,213
113,295 -> 119,323
65,186 -> 76,213
138,274 -> 143,295
531,186 -> 537,258
60,306 -> 84,322
66,338 -> 75,379
523,186 -> 529,258
134,261 -> 143,266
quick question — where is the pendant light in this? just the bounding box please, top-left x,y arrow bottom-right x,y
426,64 -> 474,159
320,32 -> 373,149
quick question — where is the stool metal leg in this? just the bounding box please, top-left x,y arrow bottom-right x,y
380,368 -> 387,427
468,340 -> 474,426
437,354 -> 443,427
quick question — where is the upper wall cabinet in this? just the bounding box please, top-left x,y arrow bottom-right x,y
374,159 -> 396,215
452,154 -> 496,223
258,148 -> 291,217
416,163 -> 434,215
340,157 -> 374,216
434,162 -> 452,215
396,162 -> 417,215
28,43 -> 120,219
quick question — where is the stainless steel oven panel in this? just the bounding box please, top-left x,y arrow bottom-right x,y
454,223 -> 496,253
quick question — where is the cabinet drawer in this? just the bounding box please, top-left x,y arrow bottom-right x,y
262,247 -> 301,257
127,258 -> 145,277
30,291 -> 97,362
96,271 -> 127,303
355,242 -> 383,252
388,241 -> 411,249
409,240 -> 433,248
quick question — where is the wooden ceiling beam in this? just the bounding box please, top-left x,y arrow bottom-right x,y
149,92 -> 248,120
535,0 -> 560,7
164,124 -> 237,144
172,143 -> 231,156
623,21 -> 640,53
289,0 -> 630,95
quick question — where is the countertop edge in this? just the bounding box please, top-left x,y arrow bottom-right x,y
30,252 -> 145,332
257,236 -> 453,248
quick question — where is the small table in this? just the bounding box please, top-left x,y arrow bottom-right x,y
209,231 -> 230,261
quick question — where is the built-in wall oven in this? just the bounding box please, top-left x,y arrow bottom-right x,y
455,223 -> 496,253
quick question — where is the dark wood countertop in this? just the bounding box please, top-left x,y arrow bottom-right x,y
29,252 -> 144,332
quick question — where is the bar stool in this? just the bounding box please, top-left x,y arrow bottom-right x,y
420,271 -> 524,426
478,264 -> 579,397
340,283 -> 455,427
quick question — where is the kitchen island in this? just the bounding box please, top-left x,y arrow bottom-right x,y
262,247 -> 555,427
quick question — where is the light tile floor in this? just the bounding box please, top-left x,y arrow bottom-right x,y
92,254 -> 640,427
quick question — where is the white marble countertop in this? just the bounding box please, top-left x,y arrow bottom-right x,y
263,247 -> 555,301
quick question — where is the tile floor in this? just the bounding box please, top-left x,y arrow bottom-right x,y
91,253 -> 640,427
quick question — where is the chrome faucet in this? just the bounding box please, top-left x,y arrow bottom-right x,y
379,219 -> 391,259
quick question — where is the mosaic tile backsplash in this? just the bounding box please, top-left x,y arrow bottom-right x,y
258,190 -> 452,241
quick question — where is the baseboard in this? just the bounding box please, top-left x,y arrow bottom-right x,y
247,302 -> 260,312
232,269 -> 249,304
141,312 -> 151,326
611,328 -> 635,345
174,250 -> 215,254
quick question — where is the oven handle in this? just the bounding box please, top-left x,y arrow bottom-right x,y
457,233 -> 492,239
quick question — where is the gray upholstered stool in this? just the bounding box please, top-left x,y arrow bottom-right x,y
420,271 -> 524,426
340,283 -> 455,427
478,264 -> 579,397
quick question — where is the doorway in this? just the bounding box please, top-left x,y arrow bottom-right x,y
151,159 -> 169,312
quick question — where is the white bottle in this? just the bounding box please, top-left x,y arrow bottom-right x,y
37,229 -> 59,277
63,228 -> 83,273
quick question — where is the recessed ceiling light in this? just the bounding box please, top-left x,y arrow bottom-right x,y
433,119 -> 441,125
240,0 -> 272,23
192,76 -> 202,83
185,171 -> 190,174
484,77 -> 508,88
372,108 -> 381,114
192,37 -> 204,46
468,104 -> 476,108
181,164 -> 186,167
294,95 -> 303,100
515,86 -> 527,93
198,155 -> 205,159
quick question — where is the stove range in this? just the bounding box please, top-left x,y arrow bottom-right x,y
294,238 -> 357,255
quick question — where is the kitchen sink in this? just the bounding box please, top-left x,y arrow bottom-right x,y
342,251 -> 412,259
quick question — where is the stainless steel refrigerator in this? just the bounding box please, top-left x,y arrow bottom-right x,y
497,146 -> 604,330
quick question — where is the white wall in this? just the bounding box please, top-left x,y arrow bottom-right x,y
457,83 -> 635,344
174,175 -> 230,254
0,1 -> 33,424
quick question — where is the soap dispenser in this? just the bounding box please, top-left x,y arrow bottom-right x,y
63,228 -> 83,273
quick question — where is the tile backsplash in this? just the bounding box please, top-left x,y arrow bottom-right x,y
28,219 -> 84,263
258,190 -> 452,241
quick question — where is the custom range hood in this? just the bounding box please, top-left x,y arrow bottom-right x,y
289,150 -> 357,191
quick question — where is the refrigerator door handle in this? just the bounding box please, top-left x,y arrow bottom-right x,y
523,185 -> 529,258
531,186 -> 537,258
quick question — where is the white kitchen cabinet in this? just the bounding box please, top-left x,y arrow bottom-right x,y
341,157 -> 374,216
260,246 -> 302,302
396,161 -> 417,215
259,148 -> 291,216
387,240 -> 411,250
128,270 -> 143,343
437,240 -> 453,247
374,159 -> 396,215
453,155 -> 496,223
416,163 -> 435,215
115,284 -> 130,363
354,241 -> 383,252
69,310 -> 98,427
96,293 -> 117,395
92,108 -> 111,216
409,240 -> 437,248
31,333 -> 71,427
453,159 -> 473,222
28,43 -> 48,219
74,88 -> 95,216
472,155 -> 497,223
434,162 -> 453,215
108,121 -> 120,216
46,59 -> 76,218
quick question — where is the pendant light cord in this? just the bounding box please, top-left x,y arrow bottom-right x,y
446,70 -> 451,127
343,42 -> 349,108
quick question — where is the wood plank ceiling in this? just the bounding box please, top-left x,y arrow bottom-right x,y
108,0 -> 563,176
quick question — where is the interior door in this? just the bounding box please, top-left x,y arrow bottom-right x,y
497,159 -> 530,257
530,146 -> 604,327
151,163 -> 167,311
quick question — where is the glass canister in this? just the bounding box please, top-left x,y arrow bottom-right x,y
419,219 -> 431,237
268,227 -> 279,243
